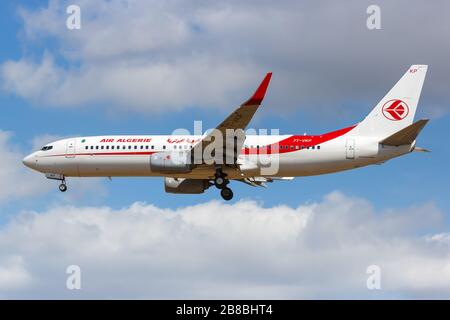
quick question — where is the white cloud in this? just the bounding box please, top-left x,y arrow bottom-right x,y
0,130 -> 52,203
426,233 -> 450,246
0,191 -> 449,299
0,256 -> 32,292
1,53 -> 256,111
2,0 -> 450,117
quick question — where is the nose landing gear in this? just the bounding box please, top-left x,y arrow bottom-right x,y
45,173 -> 68,193
59,182 -> 67,192
57,177 -> 67,193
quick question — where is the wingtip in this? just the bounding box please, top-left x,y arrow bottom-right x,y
243,72 -> 272,106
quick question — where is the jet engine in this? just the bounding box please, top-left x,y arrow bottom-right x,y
150,152 -> 192,174
164,177 -> 211,194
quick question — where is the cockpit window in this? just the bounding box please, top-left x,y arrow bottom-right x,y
41,146 -> 53,151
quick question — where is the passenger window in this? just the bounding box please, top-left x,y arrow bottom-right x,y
85,146 -> 88,150
128,146 -> 132,149
106,146 -> 109,150
290,145 -> 294,150
111,146 -> 114,150
90,146 -> 94,150
134,146 -> 138,150
163,145 -> 166,150
96,146 -> 99,150
295,145 -> 299,150
312,145 -> 315,149
151,145 -> 154,149
317,145 -> 321,149
101,146 -> 104,150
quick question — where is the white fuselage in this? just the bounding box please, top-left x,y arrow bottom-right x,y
20,65 -> 428,200
23,128 -> 412,180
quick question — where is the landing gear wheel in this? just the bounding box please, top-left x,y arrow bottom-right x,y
59,183 -> 67,192
214,176 -> 227,189
220,187 -> 233,201
214,168 -> 229,189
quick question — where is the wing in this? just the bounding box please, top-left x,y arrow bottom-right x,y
191,72 -> 272,166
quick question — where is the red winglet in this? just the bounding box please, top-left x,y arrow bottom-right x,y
243,72 -> 272,106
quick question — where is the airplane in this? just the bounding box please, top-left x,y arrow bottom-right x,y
23,65 -> 429,201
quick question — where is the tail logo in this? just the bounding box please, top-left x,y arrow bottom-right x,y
382,99 -> 409,121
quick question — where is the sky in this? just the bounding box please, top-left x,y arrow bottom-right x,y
0,0 -> 449,299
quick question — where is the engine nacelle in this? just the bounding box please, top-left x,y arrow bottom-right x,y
150,152 -> 192,174
164,177 -> 210,194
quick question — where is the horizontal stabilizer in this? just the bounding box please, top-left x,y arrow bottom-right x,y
381,119 -> 429,146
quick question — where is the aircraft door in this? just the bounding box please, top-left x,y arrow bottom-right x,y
346,138 -> 355,159
66,139 -> 76,158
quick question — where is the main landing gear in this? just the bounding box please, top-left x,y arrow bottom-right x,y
220,187 -> 233,201
214,169 -> 233,201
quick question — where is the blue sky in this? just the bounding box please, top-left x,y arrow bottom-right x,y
0,0 -> 449,298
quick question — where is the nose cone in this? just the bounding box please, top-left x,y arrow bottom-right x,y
22,154 -> 36,169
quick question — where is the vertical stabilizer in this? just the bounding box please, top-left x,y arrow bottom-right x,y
353,65 -> 428,138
